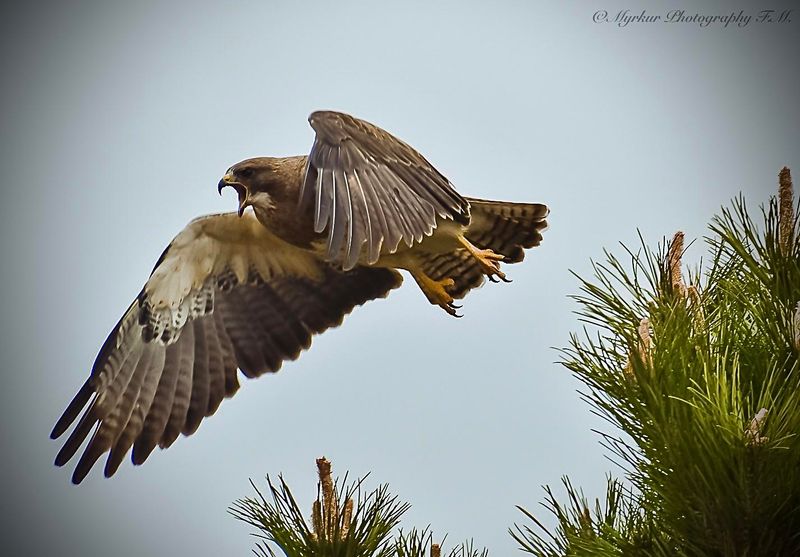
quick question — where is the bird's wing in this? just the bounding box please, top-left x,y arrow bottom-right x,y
51,212 -> 402,483
300,110 -> 471,270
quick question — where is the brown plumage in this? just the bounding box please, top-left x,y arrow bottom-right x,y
52,110 -> 548,483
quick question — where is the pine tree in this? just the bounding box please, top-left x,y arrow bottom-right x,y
512,167 -> 800,555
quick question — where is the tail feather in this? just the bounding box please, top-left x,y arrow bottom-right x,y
464,198 -> 549,263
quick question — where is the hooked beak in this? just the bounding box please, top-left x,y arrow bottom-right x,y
218,174 -> 250,217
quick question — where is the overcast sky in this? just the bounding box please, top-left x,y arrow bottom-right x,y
1,1 -> 798,555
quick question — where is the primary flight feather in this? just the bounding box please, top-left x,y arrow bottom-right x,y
52,110 -> 549,483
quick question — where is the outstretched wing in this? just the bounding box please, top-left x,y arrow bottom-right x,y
300,110 -> 471,270
51,212 -> 402,483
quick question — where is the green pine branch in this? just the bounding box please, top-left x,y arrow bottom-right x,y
510,475 -> 669,556
230,457 -> 409,557
230,457 -> 489,557
395,528 -> 488,557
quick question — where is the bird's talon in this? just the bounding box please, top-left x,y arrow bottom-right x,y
457,239 -> 510,284
439,301 -> 462,317
413,272 -> 463,317
447,303 -> 463,318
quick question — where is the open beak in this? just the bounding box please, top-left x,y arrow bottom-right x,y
218,174 -> 250,217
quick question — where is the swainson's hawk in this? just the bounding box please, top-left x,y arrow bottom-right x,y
52,110 -> 549,483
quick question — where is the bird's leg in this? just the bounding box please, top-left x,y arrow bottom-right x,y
410,270 -> 461,317
457,235 -> 511,283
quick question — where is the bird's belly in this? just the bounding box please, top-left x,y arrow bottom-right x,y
304,217 -> 467,269
370,218 -> 467,269
410,219 -> 466,253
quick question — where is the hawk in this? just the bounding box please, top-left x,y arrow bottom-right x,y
52,110 -> 549,483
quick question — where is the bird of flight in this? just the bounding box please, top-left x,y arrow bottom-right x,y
51,110 -> 549,483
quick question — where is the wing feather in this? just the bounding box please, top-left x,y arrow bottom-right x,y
184,319 -> 210,436
133,342 -> 181,464
360,167 -> 398,252
106,345 -> 162,476
213,308 -> 241,398
53,331 -> 141,467
350,170 -> 375,264
259,286 -> 313,358
72,342 -> 146,483
219,287 -> 270,375
201,314 -> 226,415
160,325 -> 195,448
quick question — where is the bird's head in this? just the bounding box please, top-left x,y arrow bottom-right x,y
218,157 -> 281,217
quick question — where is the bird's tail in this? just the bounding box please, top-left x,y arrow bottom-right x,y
413,198 -> 549,301
464,197 -> 549,263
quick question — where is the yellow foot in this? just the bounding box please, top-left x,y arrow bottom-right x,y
412,273 -> 462,317
458,237 -> 511,283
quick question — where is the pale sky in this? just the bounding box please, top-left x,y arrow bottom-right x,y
1,1 -> 798,555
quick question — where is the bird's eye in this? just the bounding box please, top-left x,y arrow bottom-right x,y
239,168 -> 253,178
